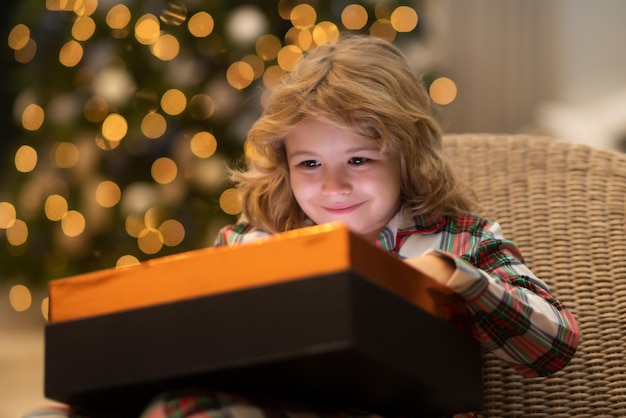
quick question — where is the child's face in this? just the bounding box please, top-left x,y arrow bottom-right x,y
284,118 -> 402,241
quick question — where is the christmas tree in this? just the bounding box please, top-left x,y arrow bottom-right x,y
1,0 -> 431,292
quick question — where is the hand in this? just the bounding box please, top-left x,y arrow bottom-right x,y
403,253 -> 456,288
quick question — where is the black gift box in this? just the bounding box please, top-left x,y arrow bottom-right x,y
45,271 -> 483,417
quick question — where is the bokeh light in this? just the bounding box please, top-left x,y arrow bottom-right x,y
15,145 -> 38,173
190,131 -> 218,158
10,285 -> 32,312
151,157 -> 178,184
430,77 -> 458,105
8,24 -> 30,50
102,113 -> 128,142
141,112 -> 167,139
22,104 -> 44,131
45,195 -> 68,221
219,188 -> 242,215
106,4 -> 132,29
96,181 -> 122,208
188,11 -> 214,37
161,89 -> 187,115
61,210 -> 86,237
0,202 -> 17,229
342,4 -> 368,30
390,6 -> 418,32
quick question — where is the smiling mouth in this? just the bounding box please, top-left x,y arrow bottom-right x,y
321,202 -> 364,214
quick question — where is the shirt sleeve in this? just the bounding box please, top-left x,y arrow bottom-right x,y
213,222 -> 272,247
425,222 -> 580,377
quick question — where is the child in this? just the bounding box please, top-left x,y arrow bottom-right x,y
30,35 -> 579,418
216,33 -> 579,377
144,34 -> 579,418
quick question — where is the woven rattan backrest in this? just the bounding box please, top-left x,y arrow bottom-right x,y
442,133 -> 626,417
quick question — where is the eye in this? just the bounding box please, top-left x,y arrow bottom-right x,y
349,157 -> 370,165
297,160 -> 320,169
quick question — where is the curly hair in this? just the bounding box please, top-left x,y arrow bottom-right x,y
232,34 -> 478,233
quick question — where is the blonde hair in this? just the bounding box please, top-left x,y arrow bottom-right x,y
233,34 -> 477,233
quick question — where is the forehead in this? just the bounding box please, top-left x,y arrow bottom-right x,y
284,119 -> 381,151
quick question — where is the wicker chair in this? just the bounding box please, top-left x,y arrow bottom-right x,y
442,133 -> 626,417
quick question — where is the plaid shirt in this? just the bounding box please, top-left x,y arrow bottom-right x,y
216,209 -> 579,378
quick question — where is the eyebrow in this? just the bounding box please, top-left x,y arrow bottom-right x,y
288,146 -> 380,158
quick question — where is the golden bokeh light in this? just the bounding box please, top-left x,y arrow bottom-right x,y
151,157 -> 178,184
7,219 -> 28,246
106,4 -> 132,30
312,22 -> 340,46
72,16 -> 96,41
219,188 -> 242,215
290,4 -> 317,29
256,34 -> 282,61
102,113 -> 128,142
141,112 -> 167,139
262,65 -> 284,90
151,33 -> 180,61
8,24 -> 30,50
160,0 -> 187,26
75,0 -> 98,17
52,142 -> 80,168
277,45 -> 303,71
84,96 -> 109,122
144,207 -> 165,229
190,131 -> 217,158
226,61 -> 255,90
390,6 -> 418,32
22,104 -> 45,131
46,0 -> 63,11
0,202 -> 17,229
188,94 -> 215,120
188,11 -> 214,37
45,194 -> 69,221
61,210 -> 86,237
96,181 -> 122,208
341,4 -> 368,30
242,54 -> 265,79
116,255 -> 140,268
137,227 -> 163,254
14,38 -> 37,64
59,40 -> 84,67
135,14 -> 160,45
125,214 -> 145,238
277,0 -> 292,20
42,297 -> 49,321
161,89 -> 187,115
15,145 -> 38,173
10,285 -> 32,312
284,27 -> 313,51
370,19 -> 396,42
159,219 -> 185,246
429,77 -> 458,105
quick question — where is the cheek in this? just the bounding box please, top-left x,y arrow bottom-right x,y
288,173 -> 310,200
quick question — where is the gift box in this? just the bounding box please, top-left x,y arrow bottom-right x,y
45,223 -> 483,417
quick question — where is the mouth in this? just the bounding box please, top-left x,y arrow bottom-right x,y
321,202 -> 364,215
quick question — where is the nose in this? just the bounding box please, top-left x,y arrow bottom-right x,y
321,168 -> 351,195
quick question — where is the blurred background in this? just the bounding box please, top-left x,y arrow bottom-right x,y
1,0 -> 625,416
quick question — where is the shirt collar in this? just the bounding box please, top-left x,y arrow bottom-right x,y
374,207 -> 446,252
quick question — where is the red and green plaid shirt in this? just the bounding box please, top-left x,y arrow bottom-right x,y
216,209 -> 579,378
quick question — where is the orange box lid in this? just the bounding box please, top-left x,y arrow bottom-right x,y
48,222 -> 455,323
